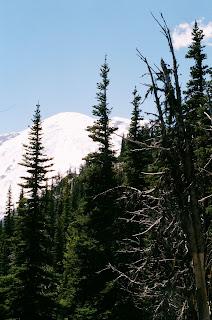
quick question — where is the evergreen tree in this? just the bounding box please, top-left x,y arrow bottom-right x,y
61,58 -> 141,319
0,215 -> 8,318
184,21 -> 211,167
4,187 -> 14,238
0,187 -> 15,276
0,189 -> 16,319
185,21 -> 208,103
122,87 -> 151,189
49,174 -> 74,275
184,22 -> 212,315
128,87 -> 142,141
121,20 -> 211,319
11,104 -> 55,319
86,55 -> 117,189
0,221 -> 3,275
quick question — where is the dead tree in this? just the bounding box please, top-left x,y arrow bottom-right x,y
113,16 -> 211,320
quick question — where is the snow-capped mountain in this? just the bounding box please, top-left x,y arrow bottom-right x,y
0,112 -> 132,217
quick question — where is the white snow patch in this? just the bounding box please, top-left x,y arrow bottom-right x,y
0,112 -> 132,217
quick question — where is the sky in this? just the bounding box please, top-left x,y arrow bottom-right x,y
0,0 -> 211,133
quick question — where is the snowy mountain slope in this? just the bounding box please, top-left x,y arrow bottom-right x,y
0,112 -> 133,217
0,132 -> 20,146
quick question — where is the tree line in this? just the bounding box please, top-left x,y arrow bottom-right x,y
0,19 -> 211,319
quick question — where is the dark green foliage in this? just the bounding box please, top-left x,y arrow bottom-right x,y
61,58 -> 118,318
185,21 -> 208,102
60,59 -> 141,319
120,20 -> 211,319
4,187 -> 15,243
0,187 -> 15,276
184,22 -> 212,170
128,87 -> 143,141
184,22 -> 212,314
61,166 -> 141,320
10,104 -> 55,319
0,21 -> 211,319
0,188 -> 16,319
51,174 -> 75,274
121,87 -> 151,190
86,56 -> 117,189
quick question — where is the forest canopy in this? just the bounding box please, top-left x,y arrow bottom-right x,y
0,17 -> 211,320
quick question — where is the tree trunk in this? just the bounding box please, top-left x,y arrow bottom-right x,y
192,251 -> 210,320
189,188 -> 210,320
182,143 -> 210,319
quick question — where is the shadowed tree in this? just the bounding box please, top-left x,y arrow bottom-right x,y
11,103 -> 55,320
114,17 -> 211,320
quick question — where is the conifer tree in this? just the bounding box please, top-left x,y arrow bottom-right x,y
0,215 -> 9,319
0,187 -> 16,319
49,175 -> 73,275
116,19 -> 211,319
123,87 -> 151,189
86,55 -> 117,189
11,103 -> 55,319
185,21 -> 208,103
61,58 -> 141,320
128,87 -> 142,141
0,221 -> 3,275
184,22 -> 212,316
184,21 -> 211,167
1,187 -> 15,276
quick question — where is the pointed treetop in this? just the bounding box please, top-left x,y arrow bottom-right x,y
5,186 -> 13,216
19,103 -> 53,196
129,87 -> 142,140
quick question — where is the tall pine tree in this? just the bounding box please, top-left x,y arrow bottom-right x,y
61,58 -> 141,319
86,56 -> 117,188
122,87 -> 151,189
184,22 -> 212,315
11,103 -> 55,319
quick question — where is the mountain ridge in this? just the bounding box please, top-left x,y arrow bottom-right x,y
0,112 -> 133,217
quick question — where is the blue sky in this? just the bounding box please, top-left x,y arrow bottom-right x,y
0,0 -> 211,132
